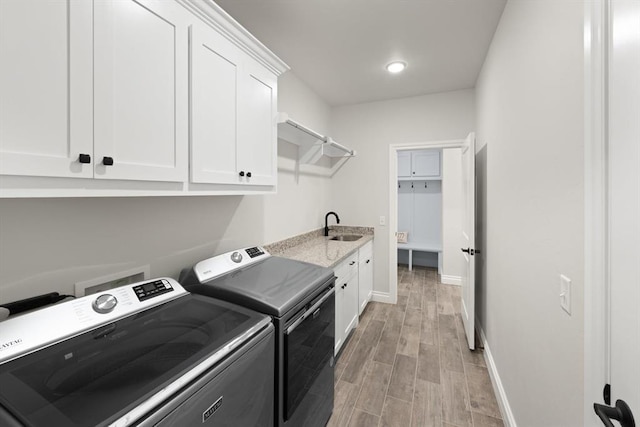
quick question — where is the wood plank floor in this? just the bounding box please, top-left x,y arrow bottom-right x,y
328,265 -> 504,427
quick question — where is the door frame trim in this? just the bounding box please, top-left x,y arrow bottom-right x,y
584,1 -> 609,425
387,139 -> 465,305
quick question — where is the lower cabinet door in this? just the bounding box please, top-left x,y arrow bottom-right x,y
343,274 -> 359,338
358,256 -> 373,315
335,283 -> 344,355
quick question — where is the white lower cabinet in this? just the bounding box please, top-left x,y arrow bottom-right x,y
358,241 -> 374,315
334,252 -> 359,355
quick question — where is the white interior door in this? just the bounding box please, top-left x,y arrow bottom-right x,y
460,132 -> 476,350
604,0 -> 640,424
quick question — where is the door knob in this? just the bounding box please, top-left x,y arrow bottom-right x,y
239,171 -> 245,177
247,172 -> 252,178
594,399 -> 635,427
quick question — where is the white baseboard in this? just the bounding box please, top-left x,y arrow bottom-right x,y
477,322 -> 517,427
441,275 -> 461,286
371,291 -> 395,304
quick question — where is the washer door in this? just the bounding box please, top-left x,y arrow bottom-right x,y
0,295 -> 268,427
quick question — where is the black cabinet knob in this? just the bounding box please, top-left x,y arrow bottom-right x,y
103,156 -> 114,166
79,154 -> 91,164
246,172 -> 252,178
239,171 -> 245,177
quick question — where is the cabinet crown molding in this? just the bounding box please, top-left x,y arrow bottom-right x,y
177,0 -> 289,76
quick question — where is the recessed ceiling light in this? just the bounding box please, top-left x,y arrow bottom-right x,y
386,61 -> 407,74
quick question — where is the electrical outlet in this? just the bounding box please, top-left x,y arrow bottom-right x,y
560,274 -> 571,315
379,216 -> 386,226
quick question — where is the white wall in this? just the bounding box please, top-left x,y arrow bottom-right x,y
0,72 -> 332,304
330,90 -> 475,297
442,148 -> 462,282
475,1 -> 584,425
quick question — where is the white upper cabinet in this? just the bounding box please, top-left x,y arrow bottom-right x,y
0,0 -> 93,178
398,151 -> 411,178
237,58 -> 277,186
0,0 -> 288,197
412,150 -> 440,178
398,150 -> 441,179
190,22 -> 242,184
190,23 -> 277,186
94,0 -> 189,182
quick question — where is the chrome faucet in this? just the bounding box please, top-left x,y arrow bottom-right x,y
324,211 -> 340,236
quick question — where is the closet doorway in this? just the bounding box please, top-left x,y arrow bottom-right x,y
397,149 -> 446,275
388,134 -> 477,349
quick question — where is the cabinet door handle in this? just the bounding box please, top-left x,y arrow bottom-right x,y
349,261 -> 356,266
239,171 -> 245,177
366,259 -> 370,264
246,172 -> 252,178
79,154 -> 91,164
342,283 -> 347,289
102,156 -> 114,166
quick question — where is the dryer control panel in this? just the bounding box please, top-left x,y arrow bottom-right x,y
194,246 -> 270,283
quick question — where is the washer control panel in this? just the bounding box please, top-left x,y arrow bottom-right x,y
132,278 -> 174,301
0,277 -> 187,365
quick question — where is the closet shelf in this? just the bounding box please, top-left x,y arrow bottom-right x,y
398,177 -> 442,182
277,112 -> 356,164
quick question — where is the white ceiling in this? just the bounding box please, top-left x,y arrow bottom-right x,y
214,0 -> 507,106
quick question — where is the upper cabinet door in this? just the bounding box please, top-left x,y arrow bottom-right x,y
412,150 -> 440,177
190,23 -> 242,184
398,151 -> 411,177
0,0 -> 93,178
93,0 -> 189,182
237,59 -> 278,186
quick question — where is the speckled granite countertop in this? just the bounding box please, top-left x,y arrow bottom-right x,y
264,226 -> 374,269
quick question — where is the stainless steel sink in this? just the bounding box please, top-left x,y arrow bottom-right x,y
330,234 -> 362,242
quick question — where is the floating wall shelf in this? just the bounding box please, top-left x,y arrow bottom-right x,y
277,113 -> 356,164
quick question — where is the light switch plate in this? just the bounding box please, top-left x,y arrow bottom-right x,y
379,216 -> 386,226
560,274 -> 571,315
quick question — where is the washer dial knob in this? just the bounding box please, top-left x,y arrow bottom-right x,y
92,294 -> 118,314
230,251 -> 243,263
